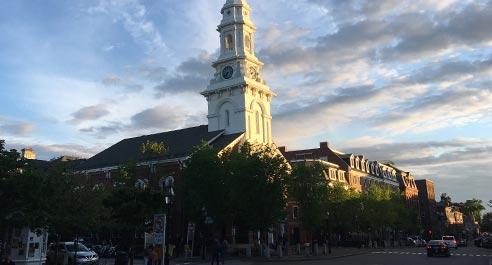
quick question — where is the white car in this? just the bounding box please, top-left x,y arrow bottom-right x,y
442,236 -> 458,249
48,242 -> 99,265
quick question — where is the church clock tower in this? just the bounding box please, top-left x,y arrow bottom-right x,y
201,0 -> 275,144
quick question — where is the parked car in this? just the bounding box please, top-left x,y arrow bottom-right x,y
47,242 -> 99,265
411,236 -> 427,247
427,240 -> 451,257
456,238 -> 467,247
475,236 -> 484,247
442,235 -> 458,249
406,237 -> 426,247
484,236 -> 492,249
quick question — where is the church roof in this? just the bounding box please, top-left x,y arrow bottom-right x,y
78,125 -> 243,171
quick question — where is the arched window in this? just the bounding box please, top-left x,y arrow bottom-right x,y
245,34 -> 252,52
255,111 -> 260,134
247,115 -> 251,138
225,110 -> 230,127
225,35 -> 234,50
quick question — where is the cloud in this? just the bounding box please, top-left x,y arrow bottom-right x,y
0,121 -> 36,136
101,75 -> 144,92
7,142 -> 101,160
79,122 -> 123,139
372,86 -> 492,134
341,138 -> 492,203
69,104 -> 110,125
154,51 -> 214,96
380,2 -> 492,61
404,56 -> 492,84
87,0 -> 168,55
130,104 -> 190,131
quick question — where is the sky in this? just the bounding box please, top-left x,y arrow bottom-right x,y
0,0 -> 491,207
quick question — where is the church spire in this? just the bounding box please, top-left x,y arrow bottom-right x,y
202,0 -> 275,145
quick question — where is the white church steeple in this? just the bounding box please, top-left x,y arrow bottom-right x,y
202,0 -> 275,144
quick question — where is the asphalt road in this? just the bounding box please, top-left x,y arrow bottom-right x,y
264,247 -> 492,265
179,247 -> 492,265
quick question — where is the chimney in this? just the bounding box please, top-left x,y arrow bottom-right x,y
21,148 -> 36,160
320,142 -> 329,149
278,146 -> 286,153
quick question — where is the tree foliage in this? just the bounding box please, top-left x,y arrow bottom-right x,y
287,162 -> 328,232
141,140 -> 167,156
482,212 -> 492,232
0,141 -> 108,239
104,161 -> 164,245
183,142 -> 290,232
463,199 -> 486,223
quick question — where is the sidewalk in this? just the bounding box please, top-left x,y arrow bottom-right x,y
170,247 -> 369,264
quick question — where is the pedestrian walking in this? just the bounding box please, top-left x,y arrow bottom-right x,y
1,256 -> 15,265
219,239 -> 228,265
210,238 -> 220,265
149,246 -> 158,265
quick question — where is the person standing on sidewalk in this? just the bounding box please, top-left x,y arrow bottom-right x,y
219,239 -> 228,265
211,238 -> 220,265
1,256 -> 15,265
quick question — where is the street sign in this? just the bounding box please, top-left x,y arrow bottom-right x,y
153,214 -> 166,245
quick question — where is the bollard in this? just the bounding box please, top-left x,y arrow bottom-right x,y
323,243 -> 327,255
277,245 -> 283,257
265,245 -> 271,258
314,243 -> 319,256
246,245 -> 251,257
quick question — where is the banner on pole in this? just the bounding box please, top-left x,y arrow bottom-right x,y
153,214 -> 166,245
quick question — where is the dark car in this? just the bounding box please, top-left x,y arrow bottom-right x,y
484,236 -> 492,249
427,240 -> 451,257
457,238 -> 467,247
475,236 -> 484,247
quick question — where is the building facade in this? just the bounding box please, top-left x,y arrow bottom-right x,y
415,179 -> 439,239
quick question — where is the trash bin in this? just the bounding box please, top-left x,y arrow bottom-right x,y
114,251 -> 128,265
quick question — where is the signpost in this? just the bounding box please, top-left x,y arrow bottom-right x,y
154,214 -> 166,265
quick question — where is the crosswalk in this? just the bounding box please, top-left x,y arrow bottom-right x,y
371,251 -> 492,257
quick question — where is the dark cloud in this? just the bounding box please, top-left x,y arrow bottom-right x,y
342,139 -> 492,203
154,51 -> 214,96
79,122 -> 123,139
371,86 -> 492,133
69,104 -> 110,124
130,105 -> 188,131
404,56 -> 492,84
381,2 -> 492,61
0,121 -> 36,136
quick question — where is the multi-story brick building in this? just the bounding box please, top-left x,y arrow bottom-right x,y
415,179 -> 439,239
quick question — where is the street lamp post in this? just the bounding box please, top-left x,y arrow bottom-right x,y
326,211 -> 331,255
162,176 -> 175,265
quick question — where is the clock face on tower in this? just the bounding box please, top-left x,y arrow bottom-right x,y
222,66 -> 234,79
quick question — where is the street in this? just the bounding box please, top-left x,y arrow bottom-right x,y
173,247 -> 492,265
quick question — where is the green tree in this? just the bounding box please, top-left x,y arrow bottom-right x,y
104,161 -> 164,254
184,142 -> 290,234
463,199 -> 486,223
440,193 -> 452,206
287,162 -> 328,232
44,161 -> 108,239
482,213 -> 492,232
1,140 -> 107,247
326,183 -> 361,236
